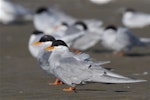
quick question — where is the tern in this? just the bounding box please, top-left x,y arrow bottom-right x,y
32,35 -> 63,85
89,0 -> 114,5
100,25 -> 150,56
122,8 -> 150,28
45,40 -> 146,92
0,0 -> 33,24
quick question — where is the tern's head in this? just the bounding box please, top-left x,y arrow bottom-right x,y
105,25 -> 117,31
74,21 -> 88,31
125,8 -> 136,13
32,30 -> 44,35
32,35 -> 55,48
36,7 -> 49,14
118,7 -> 135,16
30,30 -> 44,43
45,40 -> 68,51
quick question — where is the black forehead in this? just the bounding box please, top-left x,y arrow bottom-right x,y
105,25 -> 117,31
36,7 -> 48,14
61,22 -> 69,27
32,30 -> 43,35
125,8 -> 135,12
39,35 -> 55,42
51,40 -> 68,47
74,21 -> 88,30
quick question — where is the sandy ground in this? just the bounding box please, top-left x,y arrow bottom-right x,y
0,0 -> 150,100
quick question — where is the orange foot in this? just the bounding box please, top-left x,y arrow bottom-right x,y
49,78 -> 63,85
63,87 -> 75,92
75,50 -> 80,54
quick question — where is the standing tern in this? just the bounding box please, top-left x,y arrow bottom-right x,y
32,35 -> 63,85
28,29 -> 85,58
0,0 -> 33,24
28,30 -> 44,58
89,0 -> 114,5
33,7 -> 76,34
52,21 -> 103,51
33,6 -> 103,34
31,34 -> 96,85
100,25 -> 150,56
45,40 -> 146,92
122,8 -> 150,28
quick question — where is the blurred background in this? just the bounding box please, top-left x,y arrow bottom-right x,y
0,0 -> 150,100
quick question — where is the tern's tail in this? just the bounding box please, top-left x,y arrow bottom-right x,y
139,38 -> 150,47
87,71 -> 147,83
89,75 -> 146,83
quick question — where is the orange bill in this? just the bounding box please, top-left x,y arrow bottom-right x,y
45,46 -> 54,50
32,41 -> 42,45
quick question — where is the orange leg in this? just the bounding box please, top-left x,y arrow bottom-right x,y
75,50 -> 80,54
70,48 -> 74,52
63,87 -> 75,92
70,48 -> 80,54
113,51 -> 124,57
49,78 -> 63,85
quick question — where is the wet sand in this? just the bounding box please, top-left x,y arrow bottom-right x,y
0,0 -> 150,100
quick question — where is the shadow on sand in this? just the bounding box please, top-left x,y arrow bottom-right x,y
125,52 -> 150,57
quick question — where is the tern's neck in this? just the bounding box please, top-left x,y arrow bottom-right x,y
124,12 -> 133,19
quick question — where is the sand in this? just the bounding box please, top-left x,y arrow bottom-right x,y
0,0 -> 150,100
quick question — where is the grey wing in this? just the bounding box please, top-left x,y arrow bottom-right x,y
88,65 -> 146,83
74,53 -> 90,60
74,53 -> 110,66
72,32 -> 101,50
60,31 -> 85,43
65,26 -> 81,35
54,57 -> 91,86
125,30 -> 143,46
37,51 -> 52,72
117,28 -> 141,46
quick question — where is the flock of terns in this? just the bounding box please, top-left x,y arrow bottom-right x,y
1,0 -> 150,92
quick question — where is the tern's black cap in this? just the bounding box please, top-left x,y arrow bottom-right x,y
125,8 -> 135,12
39,35 -> 55,42
61,22 -> 69,27
74,21 -> 88,30
105,25 -> 117,31
32,30 -> 44,35
51,40 -> 68,47
36,7 -> 48,14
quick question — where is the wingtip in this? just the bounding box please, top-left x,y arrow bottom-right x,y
135,79 -> 147,83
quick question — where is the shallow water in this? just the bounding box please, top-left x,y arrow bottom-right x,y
0,0 -> 150,100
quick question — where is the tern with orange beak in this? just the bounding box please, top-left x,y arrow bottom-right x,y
45,40 -> 146,92
100,25 -> 150,56
31,35 -> 63,85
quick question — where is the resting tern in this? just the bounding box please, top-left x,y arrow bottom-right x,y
31,34 -> 95,85
89,0 -> 114,5
28,30 -> 44,58
32,35 -> 63,85
45,40 -> 146,92
33,6 -> 103,34
52,21 -> 103,51
33,7 -> 75,34
100,25 -> 150,56
28,29 -> 84,58
122,8 -> 150,28
0,0 -> 33,24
